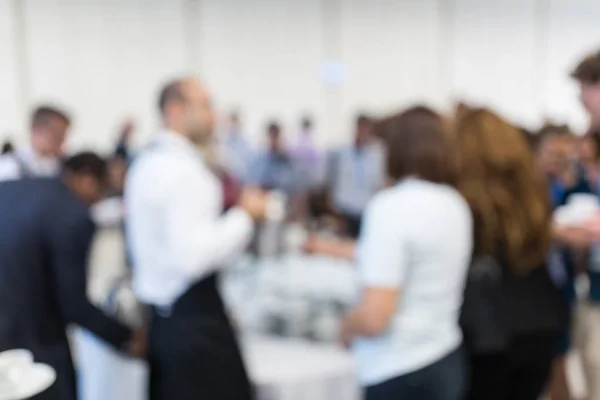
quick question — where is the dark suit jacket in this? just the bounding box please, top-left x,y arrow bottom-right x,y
0,178 -> 131,400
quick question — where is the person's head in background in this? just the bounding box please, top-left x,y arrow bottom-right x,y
266,121 -> 285,155
1,141 -> 14,155
455,108 -> 551,274
158,77 -> 215,147
572,50 -> 600,129
30,106 -> 71,158
62,152 -> 108,206
578,132 -> 600,166
228,111 -> 241,134
106,153 -> 128,196
301,116 -> 313,135
354,114 -> 374,148
532,124 -> 574,180
378,106 -> 457,187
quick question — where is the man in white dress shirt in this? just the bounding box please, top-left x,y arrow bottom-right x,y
126,77 -> 267,400
0,106 -> 70,181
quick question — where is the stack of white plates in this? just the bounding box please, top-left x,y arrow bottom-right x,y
0,350 -> 56,400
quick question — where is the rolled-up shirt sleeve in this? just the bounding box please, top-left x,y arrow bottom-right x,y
357,194 -> 408,288
163,166 -> 254,279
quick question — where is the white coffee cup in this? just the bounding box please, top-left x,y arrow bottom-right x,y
0,349 -> 33,395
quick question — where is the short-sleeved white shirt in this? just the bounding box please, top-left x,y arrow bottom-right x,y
352,178 -> 473,386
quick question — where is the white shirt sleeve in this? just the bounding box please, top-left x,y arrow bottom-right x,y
0,155 -> 20,182
357,194 -> 408,288
163,165 -> 254,279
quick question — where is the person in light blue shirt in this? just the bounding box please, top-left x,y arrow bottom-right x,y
220,112 -> 254,183
290,116 -> 322,187
247,121 -> 301,196
327,114 -> 385,238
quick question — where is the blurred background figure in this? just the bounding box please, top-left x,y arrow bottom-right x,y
573,50 -> 600,135
248,121 -> 300,196
530,123 -> 578,400
291,115 -> 321,187
456,109 -> 568,400
76,119 -> 140,400
326,114 -> 385,238
531,124 -> 576,207
106,153 -> 128,198
0,105 -> 70,181
114,118 -> 135,162
570,49 -> 600,400
220,111 -> 254,184
1,140 -> 14,155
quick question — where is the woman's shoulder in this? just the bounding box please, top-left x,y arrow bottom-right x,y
370,180 -> 470,218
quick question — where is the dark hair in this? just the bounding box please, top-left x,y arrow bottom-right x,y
158,79 -> 186,114
356,113 -> 371,127
378,106 -> 457,185
63,152 -> 108,182
572,50 -> 600,84
267,121 -> 281,135
528,123 -> 572,151
1,141 -> 14,155
581,131 -> 600,162
31,106 -> 70,128
301,116 -> 313,129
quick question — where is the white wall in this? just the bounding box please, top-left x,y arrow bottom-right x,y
0,0 -> 20,138
0,0 -> 598,152
199,0 -> 325,146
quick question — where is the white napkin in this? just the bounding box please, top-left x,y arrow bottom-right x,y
0,349 -> 56,400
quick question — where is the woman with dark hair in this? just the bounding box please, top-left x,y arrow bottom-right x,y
308,106 -> 473,399
455,109 -> 568,400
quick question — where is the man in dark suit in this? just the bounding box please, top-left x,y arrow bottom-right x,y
0,152 -> 144,400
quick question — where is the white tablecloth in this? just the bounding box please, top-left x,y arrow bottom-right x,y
75,334 -> 360,400
222,254 -> 358,342
76,229 -> 360,400
244,336 -> 360,400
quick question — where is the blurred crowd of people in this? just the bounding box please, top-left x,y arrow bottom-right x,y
2,48 -> 600,400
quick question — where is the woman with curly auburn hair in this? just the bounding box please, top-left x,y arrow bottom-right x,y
456,109 -> 568,400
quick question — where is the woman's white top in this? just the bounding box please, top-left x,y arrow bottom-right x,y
353,178 -> 473,386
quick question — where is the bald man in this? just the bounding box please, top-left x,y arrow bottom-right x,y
126,78 -> 267,399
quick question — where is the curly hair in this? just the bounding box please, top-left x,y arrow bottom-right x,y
454,108 -> 551,274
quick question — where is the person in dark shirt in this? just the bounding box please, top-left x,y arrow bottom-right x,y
531,124 -> 582,400
0,152 -> 145,400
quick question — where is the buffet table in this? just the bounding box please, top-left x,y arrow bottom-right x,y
76,232 -> 361,400
75,333 -> 360,400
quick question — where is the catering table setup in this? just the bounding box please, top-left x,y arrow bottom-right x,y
74,222 -> 362,400
221,254 -> 359,343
